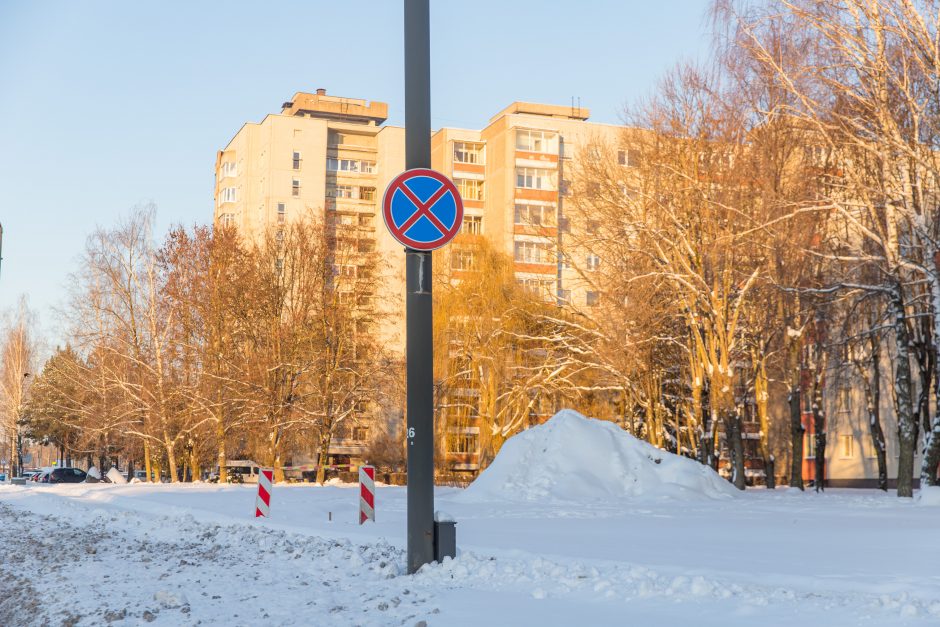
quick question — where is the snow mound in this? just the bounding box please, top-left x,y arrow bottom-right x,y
459,410 -> 737,503
86,466 -> 101,480
106,468 -> 127,484
917,486 -> 940,506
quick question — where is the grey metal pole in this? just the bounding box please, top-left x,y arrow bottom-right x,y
404,0 -> 435,575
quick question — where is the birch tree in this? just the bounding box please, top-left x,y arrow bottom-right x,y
727,0 -> 940,495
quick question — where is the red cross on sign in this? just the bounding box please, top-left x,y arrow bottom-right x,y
382,168 -> 463,251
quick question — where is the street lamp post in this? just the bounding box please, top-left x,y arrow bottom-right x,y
403,0 -> 436,575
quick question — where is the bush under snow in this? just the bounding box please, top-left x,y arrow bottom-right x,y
106,467 -> 127,484
917,485 -> 940,506
459,409 -> 736,503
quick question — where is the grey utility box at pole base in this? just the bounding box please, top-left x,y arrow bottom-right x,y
433,515 -> 456,562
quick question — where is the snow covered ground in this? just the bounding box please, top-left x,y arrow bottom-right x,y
1,481 -> 938,626
1,412 -> 938,626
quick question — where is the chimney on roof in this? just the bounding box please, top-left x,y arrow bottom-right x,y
316,88 -> 327,96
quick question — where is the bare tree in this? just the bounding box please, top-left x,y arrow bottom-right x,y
0,299 -> 37,476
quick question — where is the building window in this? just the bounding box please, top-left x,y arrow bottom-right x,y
516,129 -> 557,153
463,215 -> 482,235
863,438 -> 878,458
219,213 -> 235,227
839,434 -> 854,458
451,250 -> 477,271
292,151 -> 302,170
336,213 -> 357,227
517,277 -> 555,297
353,426 -> 369,441
559,288 -> 571,303
838,387 -> 851,413
219,187 -> 237,205
328,184 -> 354,199
514,240 -> 553,264
292,179 -> 300,196
358,213 -> 374,228
514,203 -> 556,227
450,432 -> 479,454
515,167 -> 552,190
586,253 -> 600,270
326,158 -> 376,174
586,291 -> 599,307
802,388 -> 813,413
277,203 -> 286,224
327,185 -> 375,201
617,148 -> 641,168
220,161 -> 237,178
587,219 -> 600,234
805,433 -> 816,458
454,142 -> 485,165
456,178 -> 485,201
335,264 -> 357,278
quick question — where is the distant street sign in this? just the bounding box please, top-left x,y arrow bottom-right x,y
382,168 -> 463,250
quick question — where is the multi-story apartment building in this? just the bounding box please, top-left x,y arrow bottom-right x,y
214,90 -> 409,355
806,345 -> 928,489
218,90 -> 937,486
215,91 -> 632,474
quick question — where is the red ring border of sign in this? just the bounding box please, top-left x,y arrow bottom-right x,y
382,168 -> 464,251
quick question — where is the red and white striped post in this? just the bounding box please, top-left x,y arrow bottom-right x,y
359,465 -> 375,524
255,468 -> 273,518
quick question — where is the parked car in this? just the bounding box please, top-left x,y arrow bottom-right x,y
36,467 -> 88,484
21,469 -> 41,481
32,467 -> 54,482
208,460 -> 260,484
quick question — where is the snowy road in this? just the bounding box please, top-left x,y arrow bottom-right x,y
1,483 -> 939,626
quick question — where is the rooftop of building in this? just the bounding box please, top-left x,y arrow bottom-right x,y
489,101 -> 591,124
280,89 -> 389,126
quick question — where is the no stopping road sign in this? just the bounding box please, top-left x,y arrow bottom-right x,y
382,168 -> 463,251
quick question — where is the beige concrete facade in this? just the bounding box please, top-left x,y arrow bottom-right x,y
214,90 -> 408,354
821,353 -> 926,488
215,91 -> 635,473
214,92 -> 632,355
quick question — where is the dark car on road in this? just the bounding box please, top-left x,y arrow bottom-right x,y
37,468 -> 88,484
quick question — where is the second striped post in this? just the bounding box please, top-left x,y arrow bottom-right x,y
359,465 -> 375,524
255,468 -> 274,518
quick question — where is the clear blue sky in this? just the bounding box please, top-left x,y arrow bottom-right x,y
0,0 -> 711,343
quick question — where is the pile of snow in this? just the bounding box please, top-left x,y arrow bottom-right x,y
459,410 -> 737,503
106,467 -> 127,484
917,485 -> 940,506
86,466 -> 101,480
